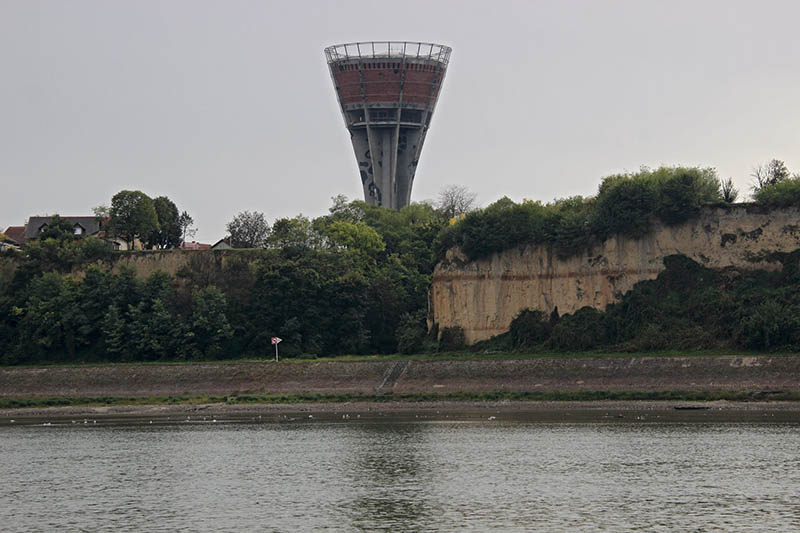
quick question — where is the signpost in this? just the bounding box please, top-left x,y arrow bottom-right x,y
271,337 -> 282,362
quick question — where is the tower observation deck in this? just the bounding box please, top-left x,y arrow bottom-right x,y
325,41 -> 451,209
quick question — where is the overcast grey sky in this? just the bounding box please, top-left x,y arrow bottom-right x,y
2,0 -> 799,242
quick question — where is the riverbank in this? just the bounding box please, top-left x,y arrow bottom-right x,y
4,400 -> 800,425
2,355 -> 799,400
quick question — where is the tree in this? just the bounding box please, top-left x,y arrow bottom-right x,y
268,215 -> 321,250
594,175 -> 658,237
108,190 -> 159,249
656,168 -> 721,225
92,204 -> 110,219
226,211 -> 270,248
101,304 -> 127,361
396,309 -> 427,354
328,194 -> 365,222
721,177 -> 739,203
436,185 -> 477,219
752,159 -> 790,191
38,215 -> 75,241
178,211 -> 196,244
183,286 -> 233,359
324,220 -> 385,257
509,309 -> 552,348
147,196 -> 182,249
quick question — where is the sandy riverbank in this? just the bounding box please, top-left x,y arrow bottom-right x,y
3,400 -> 800,424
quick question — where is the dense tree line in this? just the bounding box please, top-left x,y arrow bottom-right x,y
3,162 -> 800,364
103,190 -> 194,250
0,198 -> 446,363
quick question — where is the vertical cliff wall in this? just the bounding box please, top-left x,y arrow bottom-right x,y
431,206 -> 800,344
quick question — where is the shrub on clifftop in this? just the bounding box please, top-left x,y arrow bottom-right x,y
439,166 -> 722,261
753,177 -> 800,208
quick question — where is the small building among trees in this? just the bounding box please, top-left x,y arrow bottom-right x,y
21,216 -> 131,250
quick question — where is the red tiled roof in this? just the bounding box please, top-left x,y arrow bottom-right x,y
180,241 -> 211,250
3,226 -> 25,244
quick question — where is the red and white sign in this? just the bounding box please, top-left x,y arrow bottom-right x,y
271,337 -> 282,345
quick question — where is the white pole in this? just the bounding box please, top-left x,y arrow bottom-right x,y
275,343 -> 279,362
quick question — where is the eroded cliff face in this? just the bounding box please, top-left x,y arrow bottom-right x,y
431,206 -> 800,344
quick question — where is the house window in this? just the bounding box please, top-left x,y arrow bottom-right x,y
74,225 -> 84,236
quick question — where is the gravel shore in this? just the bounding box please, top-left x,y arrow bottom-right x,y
3,399 -> 800,422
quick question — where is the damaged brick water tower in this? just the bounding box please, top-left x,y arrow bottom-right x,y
325,41 -> 451,209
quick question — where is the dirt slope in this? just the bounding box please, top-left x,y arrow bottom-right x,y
1,356 -> 798,398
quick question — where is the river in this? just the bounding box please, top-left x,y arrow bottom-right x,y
2,408 -> 799,531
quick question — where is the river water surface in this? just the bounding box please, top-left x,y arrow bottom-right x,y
2,409 -> 800,532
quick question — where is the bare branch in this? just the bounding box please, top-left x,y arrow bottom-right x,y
436,185 -> 477,219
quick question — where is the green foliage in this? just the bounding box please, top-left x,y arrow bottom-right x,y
268,216 -> 320,250
183,286 -> 233,359
21,235 -> 112,273
226,210 -> 270,248
9,181 -> 800,366
509,309 -> 551,349
324,220 -> 386,257
548,307 -> 605,351
735,299 -> 800,349
753,176 -> 800,207
0,194 -> 450,363
491,253 -> 800,353
38,215 -> 76,242
439,326 -> 466,351
242,250 -> 371,356
109,190 -> 159,248
752,159 -> 791,190
594,174 -> 658,236
16,273 -> 89,361
101,305 -> 127,360
441,166 -> 722,261
147,196 -> 182,249
653,167 -> 721,225
396,310 -> 427,355
178,211 -> 196,243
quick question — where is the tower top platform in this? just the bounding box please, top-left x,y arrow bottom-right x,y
325,41 -> 452,66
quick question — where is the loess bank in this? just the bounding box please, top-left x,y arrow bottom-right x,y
431,206 -> 800,344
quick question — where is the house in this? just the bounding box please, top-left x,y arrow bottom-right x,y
24,216 -> 102,241
180,241 -> 211,250
210,238 -> 232,250
21,216 -> 131,250
2,226 -> 25,246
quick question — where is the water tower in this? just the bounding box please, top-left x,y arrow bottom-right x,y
325,41 -> 451,209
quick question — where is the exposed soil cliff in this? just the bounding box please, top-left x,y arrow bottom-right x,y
432,206 -> 800,343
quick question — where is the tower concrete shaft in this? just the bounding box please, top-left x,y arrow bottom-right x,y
325,41 -> 451,209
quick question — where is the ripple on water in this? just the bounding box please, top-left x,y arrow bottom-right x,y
1,419 -> 800,531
